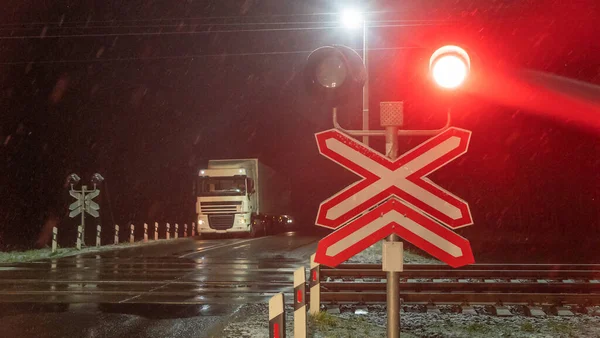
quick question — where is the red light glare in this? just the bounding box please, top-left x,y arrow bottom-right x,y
431,55 -> 468,89
430,45 -> 470,89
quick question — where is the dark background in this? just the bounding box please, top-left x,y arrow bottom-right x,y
0,0 -> 598,262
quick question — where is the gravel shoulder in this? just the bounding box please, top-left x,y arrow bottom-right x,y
347,241 -> 439,264
216,303 -> 600,338
0,238 -> 194,263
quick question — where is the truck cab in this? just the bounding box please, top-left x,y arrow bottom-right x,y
195,168 -> 256,235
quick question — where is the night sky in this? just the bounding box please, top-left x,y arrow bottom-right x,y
0,0 -> 599,261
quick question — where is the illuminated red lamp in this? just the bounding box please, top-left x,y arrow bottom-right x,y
429,45 -> 471,89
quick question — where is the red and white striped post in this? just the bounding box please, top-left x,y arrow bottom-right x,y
154,222 -> 159,240
294,267 -> 307,338
51,227 -> 58,253
166,223 -> 170,240
143,223 -> 148,242
76,225 -> 83,250
129,224 -> 135,243
175,223 -> 179,239
96,225 -> 101,247
309,254 -> 321,314
269,293 -> 285,338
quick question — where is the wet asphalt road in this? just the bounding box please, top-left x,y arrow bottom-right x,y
0,232 -> 318,337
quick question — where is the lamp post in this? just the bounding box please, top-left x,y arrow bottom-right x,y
341,9 -> 370,146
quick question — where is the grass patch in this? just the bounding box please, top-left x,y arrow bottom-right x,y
465,323 -> 492,334
521,321 -> 536,333
0,238 -> 189,263
309,311 -> 340,330
548,320 -> 575,336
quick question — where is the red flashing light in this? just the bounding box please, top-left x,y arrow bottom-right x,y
430,45 -> 471,89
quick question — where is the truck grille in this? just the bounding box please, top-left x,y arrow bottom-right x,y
200,201 -> 241,214
208,214 -> 234,230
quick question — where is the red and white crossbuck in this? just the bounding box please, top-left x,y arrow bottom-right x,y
314,127 -> 475,268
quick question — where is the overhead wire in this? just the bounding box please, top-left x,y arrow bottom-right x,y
0,22 -> 446,40
0,46 -> 422,65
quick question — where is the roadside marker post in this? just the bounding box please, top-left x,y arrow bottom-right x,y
192,222 -> 196,237
309,254 -> 321,315
52,227 -> 58,253
76,225 -> 82,250
269,293 -> 285,338
154,222 -> 159,240
175,223 -> 179,239
293,267 -> 307,338
184,224 -> 188,237
143,223 -> 148,242
166,223 -> 170,240
130,224 -> 135,244
114,224 -> 119,245
96,225 -> 101,247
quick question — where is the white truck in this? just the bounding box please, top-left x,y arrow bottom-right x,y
195,159 -> 292,237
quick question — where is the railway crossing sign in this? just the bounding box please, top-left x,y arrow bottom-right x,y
314,127 -> 475,268
69,189 -> 100,218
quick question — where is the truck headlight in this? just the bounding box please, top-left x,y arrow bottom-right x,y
198,219 -> 204,225
238,218 -> 247,225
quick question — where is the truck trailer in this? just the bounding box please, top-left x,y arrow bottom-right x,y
194,159 -> 292,237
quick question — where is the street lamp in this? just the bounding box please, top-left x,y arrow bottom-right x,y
341,9 -> 363,30
429,45 -> 471,89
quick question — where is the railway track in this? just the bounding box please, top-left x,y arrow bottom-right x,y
317,264 -> 600,311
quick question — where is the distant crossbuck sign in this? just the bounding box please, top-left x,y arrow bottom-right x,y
314,127 -> 475,268
69,190 -> 100,218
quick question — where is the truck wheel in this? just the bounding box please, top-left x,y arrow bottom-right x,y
249,224 -> 258,238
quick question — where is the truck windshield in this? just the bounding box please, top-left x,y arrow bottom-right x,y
197,177 -> 246,196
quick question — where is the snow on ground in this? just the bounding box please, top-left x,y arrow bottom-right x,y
217,303 -> 600,338
347,241 -> 439,264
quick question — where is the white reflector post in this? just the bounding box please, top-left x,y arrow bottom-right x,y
166,223 -> 170,240
96,225 -> 101,247
269,293 -> 285,338
143,223 -> 148,242
294,267 -> 307,338
154,222 -> 159,240
76,225 -> 82,250
130,224 -> 135,244
114,224 -> 119,245
52,227 -> 58,253
175,223 -> 179,239
309,254 -> 321,315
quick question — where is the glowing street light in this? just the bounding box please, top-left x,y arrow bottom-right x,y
429,45 -> 471,89
340,9 -> 364,29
